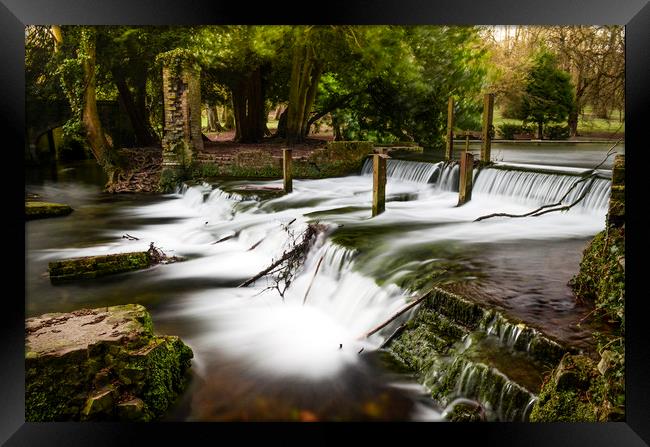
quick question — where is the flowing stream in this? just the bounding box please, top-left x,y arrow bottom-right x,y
25,148 -> 617,421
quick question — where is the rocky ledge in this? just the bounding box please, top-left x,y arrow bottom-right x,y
25,201 -> 73,220
25,304 -> 193,421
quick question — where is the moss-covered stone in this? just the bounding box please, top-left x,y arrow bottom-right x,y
383,287 -> 573,421
48,251 -> 153,283
569,226 -> 625,327
25,201 -> 73,220
25,304 -> 193,422
529,354 -> 617,422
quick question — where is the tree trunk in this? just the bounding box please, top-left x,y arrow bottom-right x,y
568,109 -> 579,137
274,104 -> 284,120
537,121 -> 543,140
231,67 -> 266,143
286,37 -> 322,145
224,105 -> 234,130
80,29 -> 119,182
206,104 -> 217,132
276,109 -> 288,138
332,113 -> 343,141
114,72 -> 157,147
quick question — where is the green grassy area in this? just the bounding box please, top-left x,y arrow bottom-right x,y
491,106 -> 624,138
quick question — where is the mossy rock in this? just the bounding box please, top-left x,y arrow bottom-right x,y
569,226 -> 625,326
25,201 -> 73,220
25,304 -> 193,421
529,354 -> 613,422
48,251 -> 153,283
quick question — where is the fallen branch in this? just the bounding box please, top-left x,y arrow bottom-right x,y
237,223 -> 325,290
302,255 -> 325,305
248,238 -> 265,251
474,141 -> 620,222
475,176 -> 596,221
359,290 -> 431,339
122,233 -> 139,241
211,233 -> 237,244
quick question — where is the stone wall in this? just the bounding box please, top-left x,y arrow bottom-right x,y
161,63 -> 203,169
607,154 -> 624,228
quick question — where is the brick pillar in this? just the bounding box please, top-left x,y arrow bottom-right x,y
607,154 -> 625,228
161,62 -> 203,171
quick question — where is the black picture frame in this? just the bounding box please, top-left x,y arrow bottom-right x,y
6,0 -> 649,444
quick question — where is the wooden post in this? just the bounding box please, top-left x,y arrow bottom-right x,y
445,97 -> 454,160
283,148 -> 293,193
465,132 -> 470,154
458,152 -> 474,206
372,154 -> 388,217
481,93 -> 494,162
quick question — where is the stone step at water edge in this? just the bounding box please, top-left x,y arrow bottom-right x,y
426,288 -> 572,366
385,329 -> 540,422
406,305 -> 471,343
387,324 -> 456,373
478,310 -> 570,367
423,355 -> 538,422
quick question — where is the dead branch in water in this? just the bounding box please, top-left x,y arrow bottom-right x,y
302,255 -> 325,305
359,289 -> 431,339
147,242 -> 182,265
474,141 -> 620,222
237,223 -> 326,299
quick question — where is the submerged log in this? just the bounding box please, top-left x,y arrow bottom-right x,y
25,304 -> 193,421
48,244 -> 182,283
25,201 -> 73,220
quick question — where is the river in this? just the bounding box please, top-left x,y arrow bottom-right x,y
25,143 -> 621,421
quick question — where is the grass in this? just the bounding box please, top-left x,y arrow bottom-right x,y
490,107 -> 624,138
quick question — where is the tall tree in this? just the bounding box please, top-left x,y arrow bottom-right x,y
58,27 -> 121,181
519,51 -> 575,139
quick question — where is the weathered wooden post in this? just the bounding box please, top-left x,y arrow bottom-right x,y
607,154 -> 625,227
458,152 -> 474,206
283,148 -> 293,193
481,93 -> 494,162
445,97 -> 454,160
372,154 -> 388,217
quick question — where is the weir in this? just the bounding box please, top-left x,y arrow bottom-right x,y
362,158 -> 611,212
27,150 -> 615,421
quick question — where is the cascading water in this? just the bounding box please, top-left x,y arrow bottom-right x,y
473,168 -> 611,212
26,152 -> 616,421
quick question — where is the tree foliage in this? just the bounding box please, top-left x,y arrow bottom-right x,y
519,51 -> 575,139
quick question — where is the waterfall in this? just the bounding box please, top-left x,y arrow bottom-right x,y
361,158 -> 443,184
474,168 -> 611,211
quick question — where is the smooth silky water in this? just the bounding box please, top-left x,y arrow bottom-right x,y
25,145 -> 619,421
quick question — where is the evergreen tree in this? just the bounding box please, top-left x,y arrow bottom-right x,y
520,51 -> 575,139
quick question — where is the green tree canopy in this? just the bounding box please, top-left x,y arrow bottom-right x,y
520,51 -> 575,139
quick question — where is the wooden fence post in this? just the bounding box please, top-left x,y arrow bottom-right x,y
445,97 -> 454,160
481,93 -> 494,162
283,148 -> 293,193
372,154 -> 388,217
458,152 -> 474,206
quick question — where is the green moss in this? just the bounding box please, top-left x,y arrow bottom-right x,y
569,226 -> 625,328
48,251 -> 152,283
529,354 -> 613,422
25,201 -> 73,220
159,167 -> 186,193
25,305 -> 194,422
